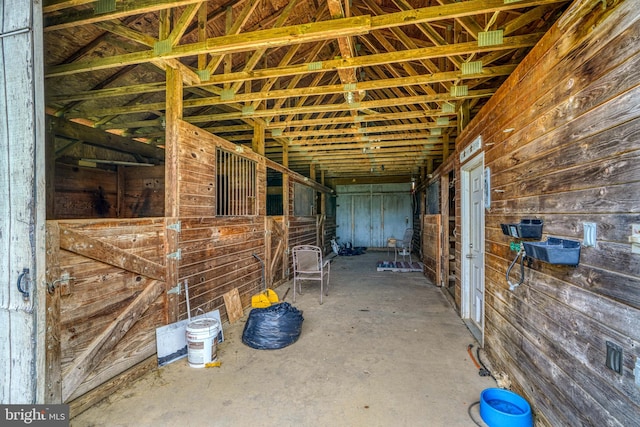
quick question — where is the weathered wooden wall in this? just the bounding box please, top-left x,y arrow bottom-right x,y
421,214 -> 441,285
53,163 -> 164,219
122,166 -> 165,218
451,2 -> 640,425
48,219 -> 167,412
323,215 -> 337,255
174,121 -> 267,322
289,216 -> 319,247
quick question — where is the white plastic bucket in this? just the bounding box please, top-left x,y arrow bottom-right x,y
186,317 -> 220,368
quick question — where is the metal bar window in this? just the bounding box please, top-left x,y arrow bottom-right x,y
216,148 -> 257,216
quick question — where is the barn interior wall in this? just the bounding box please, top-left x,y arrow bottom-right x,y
52,163 -> 164,219
448,2 -> 640,425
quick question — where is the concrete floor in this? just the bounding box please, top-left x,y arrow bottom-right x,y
71,252 -> 495,427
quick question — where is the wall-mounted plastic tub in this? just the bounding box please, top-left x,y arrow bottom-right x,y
480,388 -> 532,427
523,237 -> 581,265
500,219 -> 543,239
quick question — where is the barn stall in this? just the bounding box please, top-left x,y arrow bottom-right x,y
44,117 -> 334,412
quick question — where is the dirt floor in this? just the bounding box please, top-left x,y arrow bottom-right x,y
71,251 -> 495,426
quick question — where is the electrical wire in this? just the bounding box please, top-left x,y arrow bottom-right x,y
467,401 -> 484,426
476,346 -> 497,381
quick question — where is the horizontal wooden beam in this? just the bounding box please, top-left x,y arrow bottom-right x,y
46,16 -> 372,76
59,228 -> 166,281
181,34 -> 541,86
48,116 -> 165,161
45,0 -> 210,31
264,157 -> 334,193
44,0 -> 561,76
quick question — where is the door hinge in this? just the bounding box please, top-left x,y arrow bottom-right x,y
167,283 -> 181,295
167,221 -> 181,232
167,249 -> 182,260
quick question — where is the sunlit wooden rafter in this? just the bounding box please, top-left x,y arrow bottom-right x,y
43,0 -> 571,179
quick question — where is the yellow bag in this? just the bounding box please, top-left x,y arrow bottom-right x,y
251,289 -> 279,308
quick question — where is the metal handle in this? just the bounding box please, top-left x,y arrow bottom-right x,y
466,254 -> 475,259
17,268 -> 30,301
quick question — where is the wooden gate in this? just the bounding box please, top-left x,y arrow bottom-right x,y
45,219 -> 168,411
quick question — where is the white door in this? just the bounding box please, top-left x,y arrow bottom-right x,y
461,154 -> 485,344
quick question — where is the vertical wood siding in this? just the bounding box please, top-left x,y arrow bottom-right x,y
453,3 -> 640,425
422,214 -> 441,285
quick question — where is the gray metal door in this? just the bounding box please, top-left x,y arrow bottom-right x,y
336,184 -> 411,248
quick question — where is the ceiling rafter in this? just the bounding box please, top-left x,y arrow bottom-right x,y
44,0 -> 572,179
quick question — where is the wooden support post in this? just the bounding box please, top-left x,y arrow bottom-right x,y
252,121 -> 265,155
264,216 -> 272,288
165,65 -> 183,324
116,166 -> 125,218
0,0 -> 47,403
443,133 -> 450,161
197,2 -> 208,71
282,143 -> 290,275
457,101 -> 470,135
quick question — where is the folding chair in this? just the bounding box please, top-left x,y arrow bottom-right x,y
292,245 -> 330,304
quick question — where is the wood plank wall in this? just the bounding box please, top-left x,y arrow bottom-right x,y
174,121 -> 267,322
289,216 -> 318,247
53,163 -> 164,219
422,214 -> 441,285
122,166 -> 164,217
323,216 -> 337,255
450,2 -> 640,425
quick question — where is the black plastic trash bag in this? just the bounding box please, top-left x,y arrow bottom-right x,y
242,302 -> 304,350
